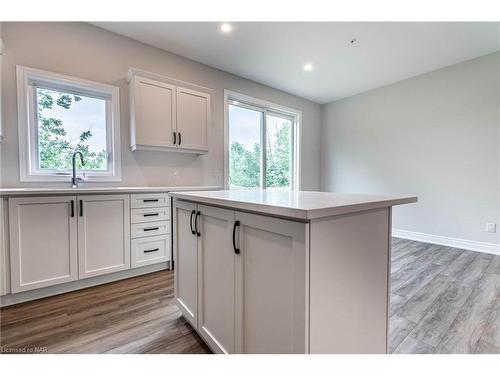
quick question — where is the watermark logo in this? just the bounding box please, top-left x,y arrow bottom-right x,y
0,346 -> 48,354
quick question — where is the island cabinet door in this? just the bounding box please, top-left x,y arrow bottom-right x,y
234,212 -> 308,354
174,200 -> 199,328
77,195 -> 131,279
196,204 -> 236,354
9,196 -> 78,293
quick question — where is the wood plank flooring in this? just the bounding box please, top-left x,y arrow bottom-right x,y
0,271 -> 211,354
1,238 -> 499,354
390,238 -> 500,354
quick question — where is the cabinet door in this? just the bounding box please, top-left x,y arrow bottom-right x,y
78,195 -> 130,279
9,196 -> 78,293
197,205 -> 236,353
133,76 -> 177,148
234,212 -> 307,353
174,199 -> 199,327
176,87 -> 209,152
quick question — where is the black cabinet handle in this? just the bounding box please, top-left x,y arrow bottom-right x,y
143,213 -> 159,217
143,227 -> 159,232
144,248 -> 159,253
70,200 -> 74,217
195,211 -> 201,237
79,200 -> 83,217
178,132 -> 181,145
233,221 -> 240,255
173,132 -> 176,145
143,199 -> 159,203
190,210 -> 196,235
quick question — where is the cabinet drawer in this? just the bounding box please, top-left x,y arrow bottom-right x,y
131,235 -> 170,268
131,220 -> 170,238
131,207 -> 170,223
131,193 -> 169,209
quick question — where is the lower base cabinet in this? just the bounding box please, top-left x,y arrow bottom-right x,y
9,196 -> 78,293
174,199 -> 307,354
78,195 -> 131,279
235,211 -> 306,354
6,193 -> 170,297
197,205 -> 236,353
131,234 -> 170,268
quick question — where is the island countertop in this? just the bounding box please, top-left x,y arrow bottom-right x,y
169,189 -> 417,220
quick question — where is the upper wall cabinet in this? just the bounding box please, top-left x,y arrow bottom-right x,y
128,68 -> 211,154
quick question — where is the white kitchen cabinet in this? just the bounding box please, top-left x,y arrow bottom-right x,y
131,234 -> 170,268
0,22 -> 3,142
128,70 -> 210,154
130,193 -> 169,209
234,211 -> 307,354
129,75 -> 177,150
77,195 -> 130,279
173,199 -> 307,354
0,198 -> 7,296
8,196 -> 78,293
176,87 -> 210,153
196,204 -> 236,353
174,200 -> 199,328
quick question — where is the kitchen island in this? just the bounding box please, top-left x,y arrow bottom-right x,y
170,190 -> 417,354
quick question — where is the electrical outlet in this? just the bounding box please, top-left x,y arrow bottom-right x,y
485,223 -> 497,233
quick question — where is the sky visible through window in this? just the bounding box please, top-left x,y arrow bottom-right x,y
228,104 -> 262,151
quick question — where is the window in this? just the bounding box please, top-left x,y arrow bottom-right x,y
17,66 -> 121,182
225,90 -> 300,190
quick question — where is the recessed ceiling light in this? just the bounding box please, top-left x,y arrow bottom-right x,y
220,23 -> 232,33
303,63 -> 313,72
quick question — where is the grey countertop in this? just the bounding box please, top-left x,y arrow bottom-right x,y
0,186 -> 222,197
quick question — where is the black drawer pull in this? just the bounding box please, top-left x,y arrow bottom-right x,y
70,200 -> 74,217
79,200 -> 83,217
233,221 -> 240,255
143,199 -> 159,203
144,248 -> 159,253
144,227 -> 159,232
143,213 -> 159,217
190,210 -> 196,234
195,211 -> 201,237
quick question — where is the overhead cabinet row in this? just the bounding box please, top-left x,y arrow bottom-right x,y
129,71 -> 211,154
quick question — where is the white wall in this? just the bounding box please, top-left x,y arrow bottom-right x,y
321,52 -> 500,246
0,22 -> 322,190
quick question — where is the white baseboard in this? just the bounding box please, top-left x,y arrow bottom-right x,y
392,229 -> 500,256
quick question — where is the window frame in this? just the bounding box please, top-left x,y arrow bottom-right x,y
16,65 -> 122,182
224,89 -> 301,191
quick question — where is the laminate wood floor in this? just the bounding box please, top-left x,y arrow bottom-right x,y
0,271 -> 211,354
1,238 -> 499,354
390,238 -> 500,354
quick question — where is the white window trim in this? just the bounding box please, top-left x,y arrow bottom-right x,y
223,89 -> 302,191
16,65 -> 122,182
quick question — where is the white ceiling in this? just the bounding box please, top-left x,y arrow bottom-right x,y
92,22 -> 500,104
